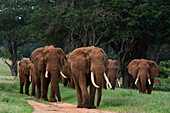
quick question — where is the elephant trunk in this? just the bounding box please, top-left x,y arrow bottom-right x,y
51,71 -> 61,101
140,73 -> 146,93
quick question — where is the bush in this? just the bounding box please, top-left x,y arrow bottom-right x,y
159,61 -> 170,78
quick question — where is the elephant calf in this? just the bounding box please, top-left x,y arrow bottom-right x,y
128,59 -> 160,94
19,58 -> 32,95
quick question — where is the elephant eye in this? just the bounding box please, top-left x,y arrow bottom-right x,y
89,57 -> 91,61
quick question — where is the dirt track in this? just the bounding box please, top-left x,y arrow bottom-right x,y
27,100 -> 117,113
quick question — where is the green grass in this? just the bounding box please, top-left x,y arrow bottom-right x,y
0,57 -> 170,113
0,59 -> 11,76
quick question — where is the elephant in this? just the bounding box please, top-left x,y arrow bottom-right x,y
61,54 -> 75,89
128,59 -> 160,94
30,45 -> 66,102
19,58 -> 32,95
67,46 -> 112,108
105,59 -> 120,90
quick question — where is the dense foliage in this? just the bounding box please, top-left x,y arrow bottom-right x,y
159,60 -> 170,78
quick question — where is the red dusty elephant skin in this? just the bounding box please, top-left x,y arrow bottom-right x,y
128,59 -> 160,94
19,58 -> 32,95
61,53 -> 75,89
106,59 -> 120,90
30,45 -> 66,102
68,46 -> 111,108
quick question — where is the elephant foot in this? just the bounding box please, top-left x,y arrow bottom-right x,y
58,98 -> 61,102
87,105 -> 96,109
41,97 -> 49,101
49,98 -> 57,102
82,104 -> 95,108
77,105 -> 83,108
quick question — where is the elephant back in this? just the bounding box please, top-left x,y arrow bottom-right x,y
30,47 -> 45,72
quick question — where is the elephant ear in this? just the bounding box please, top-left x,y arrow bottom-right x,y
148,61 -> 160,79
30,47 -> 45,71
100,49 -> 109,72
20,58 -> 30,75
57,48 -> 66,70
128,59 -> 140,79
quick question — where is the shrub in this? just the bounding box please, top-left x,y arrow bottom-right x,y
159,61 -> 170,78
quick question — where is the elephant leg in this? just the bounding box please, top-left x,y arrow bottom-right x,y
147,79 -> 154,94
25,78 -> 30,95
31,79 -> 36,97
36,79 -> 41,99
79,73 -> 90,108
73,74 -> 82,108
90,84 -> 96,108
49,85 -> 57,102
137,81 -> 142,93
40,74 -> 49,101
20,78 -> 24,94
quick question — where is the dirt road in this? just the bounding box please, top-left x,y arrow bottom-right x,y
27,100 -> 117,113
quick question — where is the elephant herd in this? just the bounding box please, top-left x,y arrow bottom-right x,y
18,45 -> 160,108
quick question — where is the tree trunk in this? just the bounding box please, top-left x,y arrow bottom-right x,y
11,58 -> 18,76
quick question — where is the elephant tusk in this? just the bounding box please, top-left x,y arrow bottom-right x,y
117,78 -> 120,87
60,71 -> 67,78
148,79 -> 151,85
45,71 -> 48,78
29,76 -> 31,82
91,72 -> 100,88
135,78 -> 139,85
104,73 -> 112,89
106,83 -> 109,89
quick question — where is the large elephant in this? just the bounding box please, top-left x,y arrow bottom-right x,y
30,45 -> 66,102
19,58 -> 32,95
68,46 -> 112,108
128,59 -> 160,94
106,59 -> 120,90
61,53 -> 75,89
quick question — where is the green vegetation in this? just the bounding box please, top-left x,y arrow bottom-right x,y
159,60 -> 170,78
0,58 -> 170,113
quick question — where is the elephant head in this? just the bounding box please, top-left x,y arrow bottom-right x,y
128,59 -> 160,94
30,45 -> 66,101
69,46 -> 111,108
106,59 -> 120,90
61,53 -> 75,89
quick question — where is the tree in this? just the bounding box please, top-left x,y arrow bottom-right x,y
0,0 -> 38,76
107,0 -> 169,88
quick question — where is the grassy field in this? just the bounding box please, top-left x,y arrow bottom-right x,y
0,58 -> 170,113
